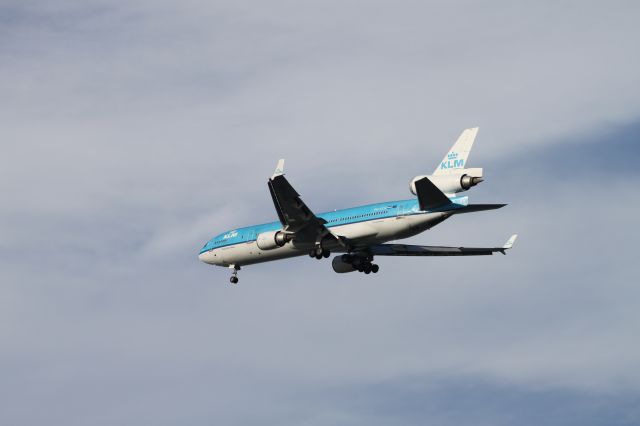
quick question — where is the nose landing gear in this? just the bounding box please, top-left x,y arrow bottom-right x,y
229,265 -> 240,284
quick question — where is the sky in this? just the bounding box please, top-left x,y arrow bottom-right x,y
1,1 -> 639,425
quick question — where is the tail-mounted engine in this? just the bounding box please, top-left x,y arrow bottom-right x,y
256,230 -> 292,250
409,168 -> 483,195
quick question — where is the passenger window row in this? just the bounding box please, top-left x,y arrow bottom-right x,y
328,210 -> 385,223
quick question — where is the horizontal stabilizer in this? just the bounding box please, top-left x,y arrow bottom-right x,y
452,204 -> 507,214
414,176 -> 451,211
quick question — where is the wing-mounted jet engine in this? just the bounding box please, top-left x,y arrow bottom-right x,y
256,230 -> 292,250
408,127 -> 484,196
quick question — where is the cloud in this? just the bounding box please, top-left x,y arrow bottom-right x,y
304,375 -> 640,426
1,1 -> 639,425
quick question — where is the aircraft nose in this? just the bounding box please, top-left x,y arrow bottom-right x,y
199,250 -> 218,265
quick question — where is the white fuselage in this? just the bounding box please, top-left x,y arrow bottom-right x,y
198,210 -> 451,267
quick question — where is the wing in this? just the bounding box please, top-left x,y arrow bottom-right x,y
369,234 -> 518,256
268,160 -> 343,245
268,176 -> 322,234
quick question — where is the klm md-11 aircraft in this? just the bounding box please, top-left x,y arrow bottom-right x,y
199,128 -> 517,283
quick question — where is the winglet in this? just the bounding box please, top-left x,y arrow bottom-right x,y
271,159 -> 285,179
499,234 -> 518,254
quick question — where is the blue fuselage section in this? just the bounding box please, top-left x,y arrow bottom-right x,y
199,195 -> 468,254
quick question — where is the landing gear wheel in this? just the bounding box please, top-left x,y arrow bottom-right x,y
371,264 -> 379,273
363,263 -> 372,274
312,246 -> 329,260
229,265 -> 240,284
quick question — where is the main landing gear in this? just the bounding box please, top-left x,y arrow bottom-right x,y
309,246 -> 330,260
354,255 -> 379,274
339,253 -> 380,274
357,262 -> 379,274
229,265 -> 240,284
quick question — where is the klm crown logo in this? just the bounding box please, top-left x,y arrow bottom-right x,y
440,152 -> 464,170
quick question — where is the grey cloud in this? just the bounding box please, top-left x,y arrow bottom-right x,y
1,1 -> 640,425
307,375 -> 640,426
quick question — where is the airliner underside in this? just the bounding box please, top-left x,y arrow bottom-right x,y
199,128 -> 517,283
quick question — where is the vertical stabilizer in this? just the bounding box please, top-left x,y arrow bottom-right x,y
433,127 -> 478,175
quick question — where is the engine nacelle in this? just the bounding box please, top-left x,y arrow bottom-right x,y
332,255 -> 357,273
409,168 -> 483,195
256,230 -> 291,250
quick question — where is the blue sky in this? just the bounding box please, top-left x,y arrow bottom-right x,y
1,1 -> 639,425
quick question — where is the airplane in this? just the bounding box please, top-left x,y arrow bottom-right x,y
199,127 -> 517,283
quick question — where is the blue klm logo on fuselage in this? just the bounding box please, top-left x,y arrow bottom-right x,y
223,230 -> 238,240
440,152 -> 464,170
